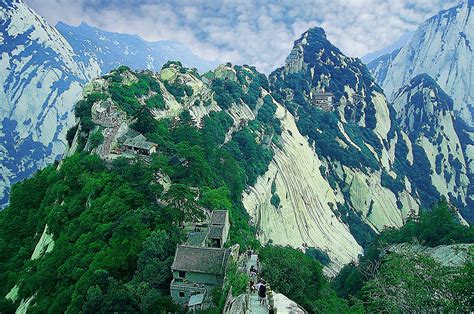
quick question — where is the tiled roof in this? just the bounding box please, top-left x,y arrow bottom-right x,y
186,231 -> 208,246
210,210 -> 228,225
172,245 -> 230,275
124,136 -> 156,150
208,225 -> 225,239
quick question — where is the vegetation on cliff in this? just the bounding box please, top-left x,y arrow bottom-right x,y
333,200 -> 473,312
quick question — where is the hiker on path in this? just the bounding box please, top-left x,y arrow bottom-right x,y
267,289 -> 275,313
250,265 -> 257,276
258,279 -> 267,306
250,265 -> 258,283
249,278 -> 255,294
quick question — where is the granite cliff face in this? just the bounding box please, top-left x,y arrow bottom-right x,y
0,0 -> 100,206
393,74 -> 470,211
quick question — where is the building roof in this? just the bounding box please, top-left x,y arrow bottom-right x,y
208,225 -> 225,240
313,92 -> 334,99
124,135 -> 156,150
186,231 -> 208,247
210,210 -> 228,225
172,245 -> 230,275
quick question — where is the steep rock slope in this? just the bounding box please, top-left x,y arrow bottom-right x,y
56,22 -> 218,75
393,74 -> 471,219
244,28 -> 422,261
242,101 -> 362,272
0,0 -> 100,207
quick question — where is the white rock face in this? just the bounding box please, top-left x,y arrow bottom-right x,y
369,1 -> 474,221
243,102 -> 362,272
30,224 -> 55,260
0,0 -> 100,207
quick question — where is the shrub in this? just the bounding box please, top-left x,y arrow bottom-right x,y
89,131 -> 104,149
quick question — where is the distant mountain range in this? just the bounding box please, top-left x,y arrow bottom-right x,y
56,22 -> 218,75
0,0 -> 217,208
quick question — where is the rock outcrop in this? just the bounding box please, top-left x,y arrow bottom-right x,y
387,242 -> 473,267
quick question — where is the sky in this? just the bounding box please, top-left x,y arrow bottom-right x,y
26,0 -> 460,73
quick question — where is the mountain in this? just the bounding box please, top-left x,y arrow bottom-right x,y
361,32 -> 412,64
0,1 -> 218,209
246,27 -> 426,270
1,21 -> 473,312
368,1 -> 474,221
0,0 -> 100,207
56,22 -> 218,74
1,63 -> 471,312
368,0 -> 473,123
393,74 -> 471,219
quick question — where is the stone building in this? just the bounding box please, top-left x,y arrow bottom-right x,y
170,245 -> 231,308
123,134 -> 157,155
311,92 -> 334,111
208,210 -> 230,248
170,210 -> 232,308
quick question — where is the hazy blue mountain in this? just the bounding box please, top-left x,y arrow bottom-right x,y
56,22 -> 218,74
361,32 -> 412,64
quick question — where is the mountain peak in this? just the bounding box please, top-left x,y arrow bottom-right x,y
79,21 -> 93,29
399,73 -> 454,112
303,27 -> 327,39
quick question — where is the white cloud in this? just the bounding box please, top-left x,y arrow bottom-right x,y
25,0 -> 461,73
